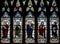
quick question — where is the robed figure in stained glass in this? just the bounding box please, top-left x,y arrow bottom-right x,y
25,12 -> 35,43
50,12 -> 59,43
2,22 -> 9,38
1,12 -> 10,43
13,12 -> 22,43
38,12 -> 47,43
38,21 -> 45,38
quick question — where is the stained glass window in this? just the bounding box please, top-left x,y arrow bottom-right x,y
13,12 -> 23,43
25,12 -> 35,43
37,12 -> 47,43
50,12 -> 59,43
1,12 -> 10,43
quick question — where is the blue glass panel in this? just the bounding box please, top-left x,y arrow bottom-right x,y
26,12 -> 34,17
2,12 -> 10,18
14,12 -> 22,18
39,12 -> 46,18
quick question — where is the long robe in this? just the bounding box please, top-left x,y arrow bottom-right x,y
52,24 -> 57,37
27,25 -> 33,38
2,24 -> 9,38
38,25 -> 45,37
15,26 -> 20,36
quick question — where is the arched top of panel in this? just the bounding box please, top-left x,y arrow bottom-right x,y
14,12 -> 22,18
39,12 -> 46,18
50,12 -> 58,18
26,12 -> 34,18
2,12 -> 10,18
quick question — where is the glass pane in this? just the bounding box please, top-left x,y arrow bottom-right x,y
37,12 -> 47,43
38,0 -> 46,12
25,12 -> 35,43
1,12 -> 10,43
50,12 -> 59,43
22,0 -> 26,5
34,0 -> 38,5
13,12 -> 23,43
